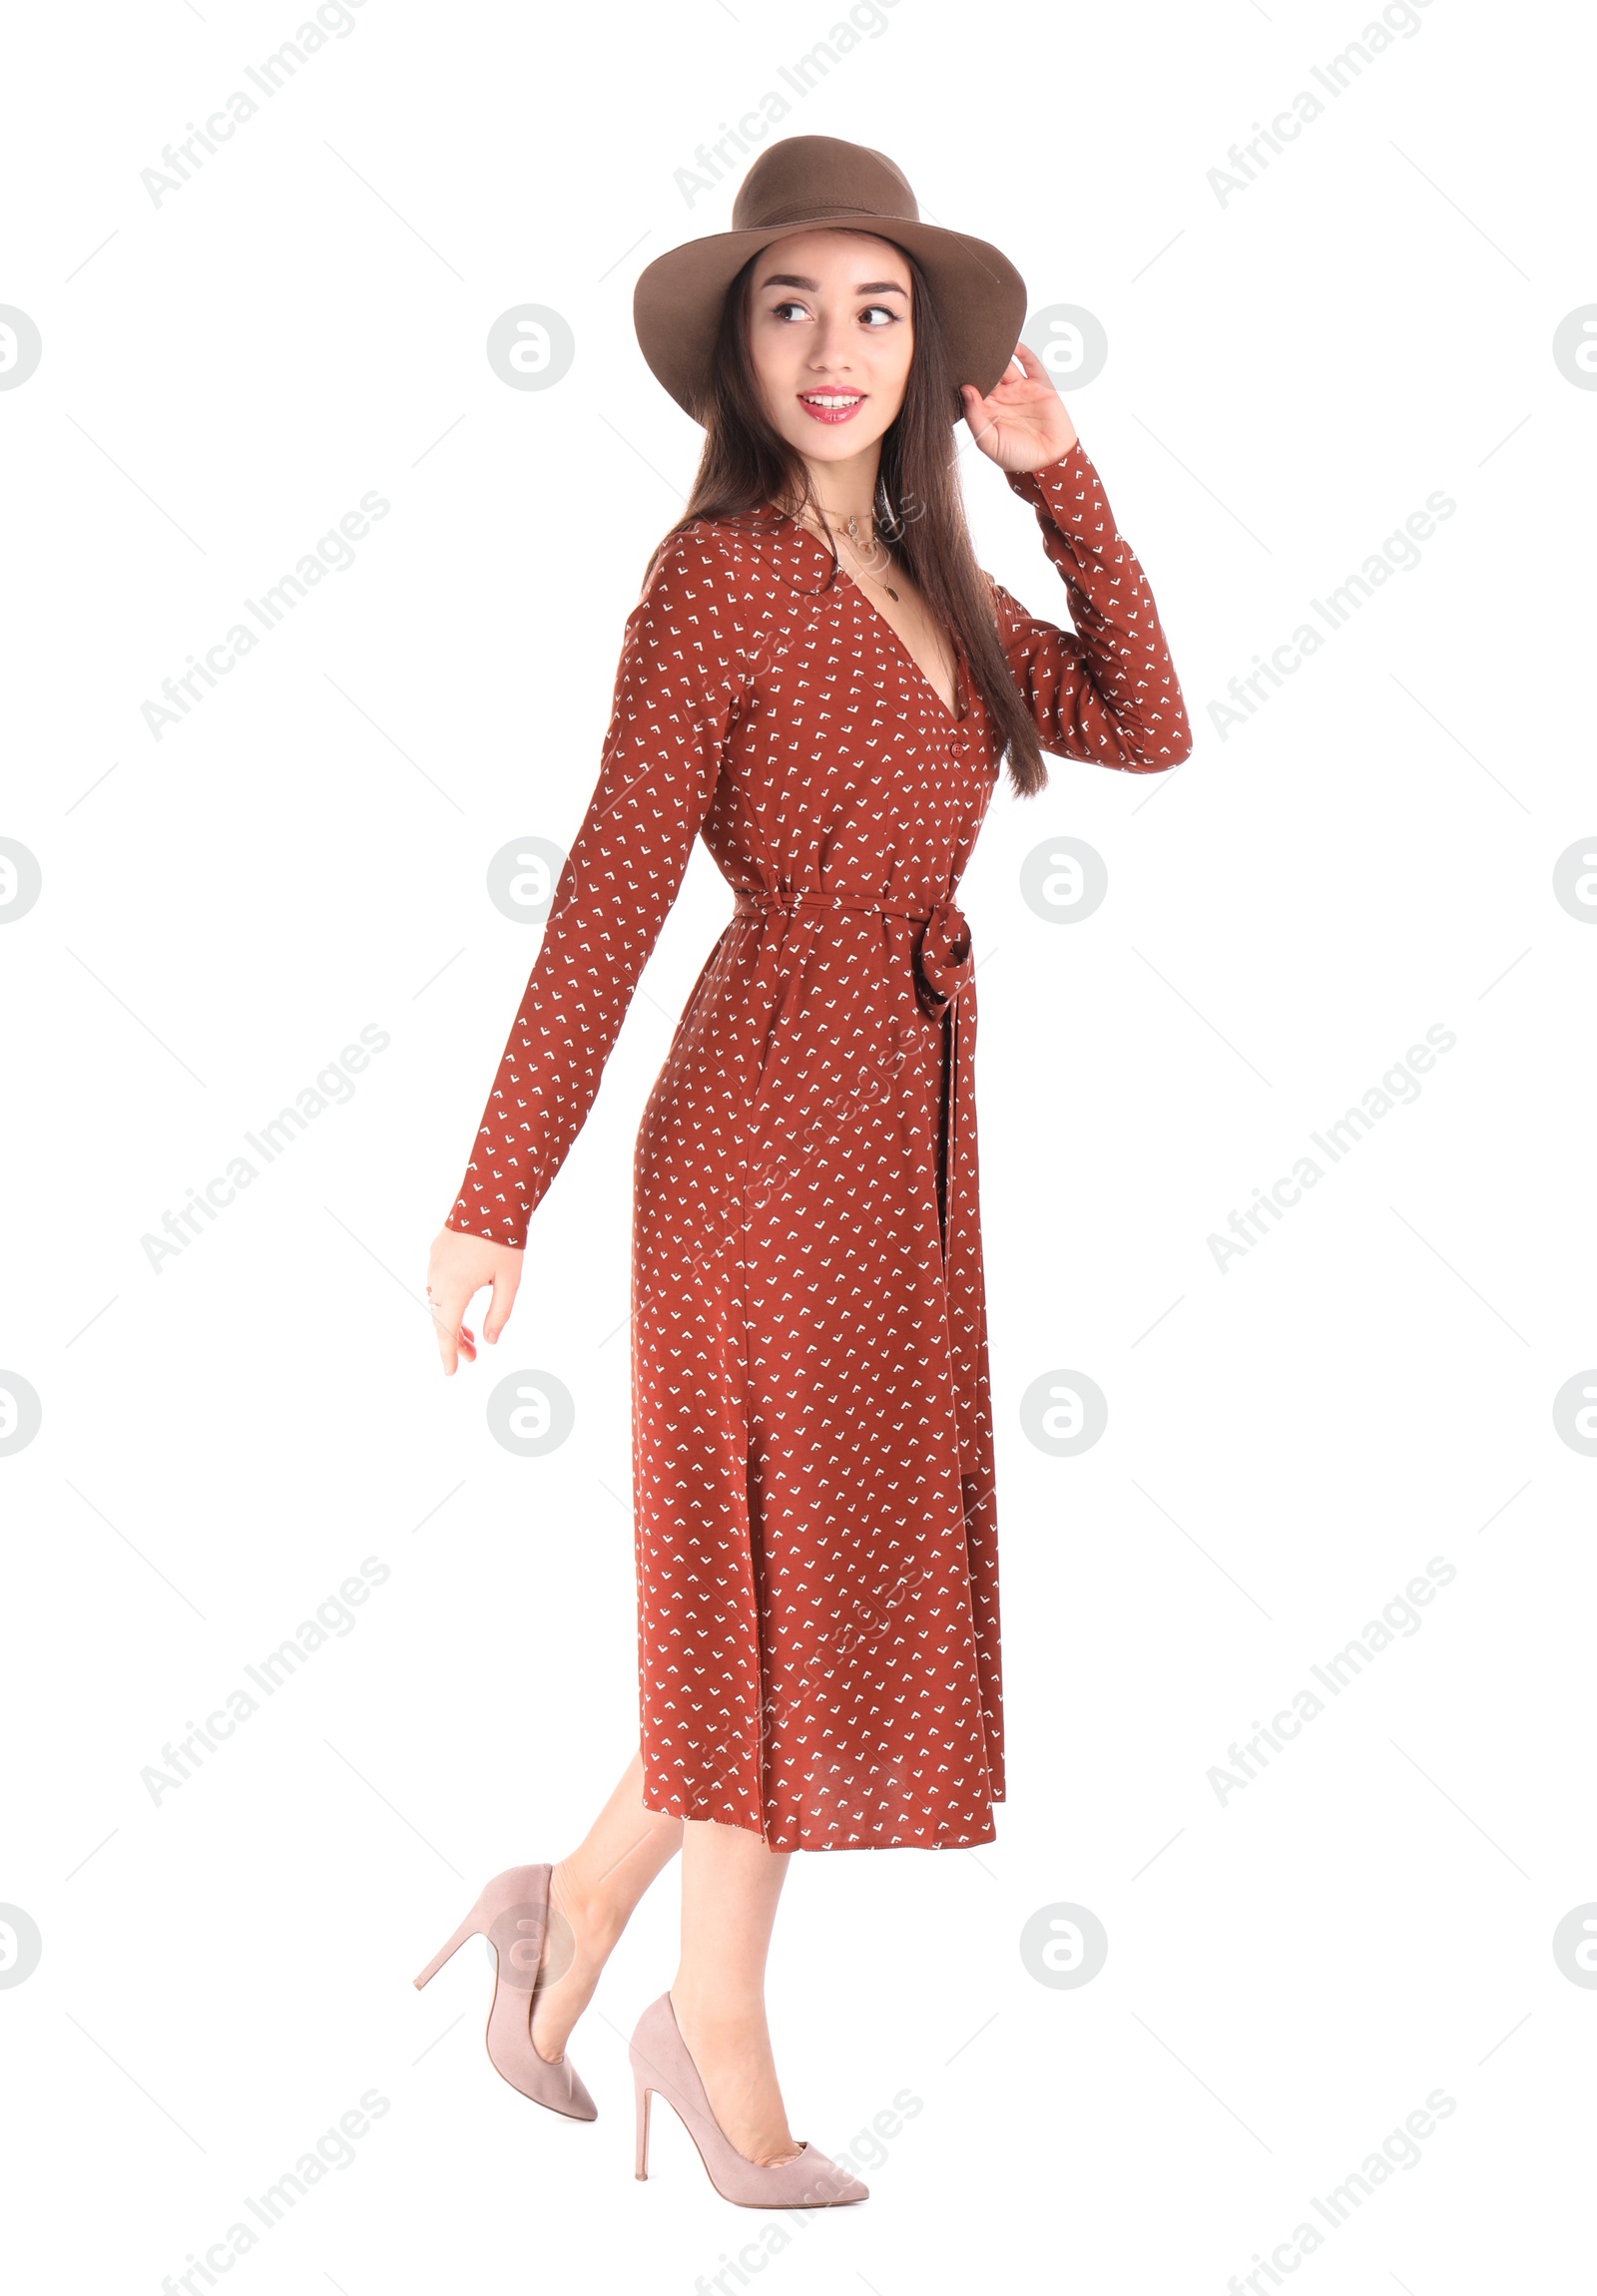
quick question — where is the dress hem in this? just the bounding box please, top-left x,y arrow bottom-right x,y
638,1788 -> 1004,1853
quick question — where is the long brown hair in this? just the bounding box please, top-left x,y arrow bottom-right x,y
647,232 -> 1049,799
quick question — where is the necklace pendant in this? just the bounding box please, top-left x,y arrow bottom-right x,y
884,584 -> 899,600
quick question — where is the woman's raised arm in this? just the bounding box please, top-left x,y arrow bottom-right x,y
960,341 -> 1192,773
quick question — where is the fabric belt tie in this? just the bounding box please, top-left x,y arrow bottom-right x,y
731,885 -> 975,1274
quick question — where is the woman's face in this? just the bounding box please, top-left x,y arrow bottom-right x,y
745,228 -> 914,469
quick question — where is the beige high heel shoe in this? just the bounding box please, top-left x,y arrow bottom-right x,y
630,1991 -> 868,2206
414,1862 -> 597,2121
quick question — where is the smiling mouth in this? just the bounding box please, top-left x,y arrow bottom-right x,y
798,391 -> 865,422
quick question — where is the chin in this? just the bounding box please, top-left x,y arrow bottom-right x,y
780,421 -> 893,462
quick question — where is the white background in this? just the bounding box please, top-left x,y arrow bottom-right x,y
2,0 -> 1593,2289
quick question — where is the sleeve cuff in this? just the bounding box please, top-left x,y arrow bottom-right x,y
1004,437 -> 1091,503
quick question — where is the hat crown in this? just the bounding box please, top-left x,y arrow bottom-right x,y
730,135 -> 920,234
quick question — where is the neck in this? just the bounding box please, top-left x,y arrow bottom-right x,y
782,443 -> 881,528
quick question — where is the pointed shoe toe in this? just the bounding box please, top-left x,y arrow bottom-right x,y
787,2146 -> 868,2204
490,2003 -> 599,2121
525,2046 -> 598,2122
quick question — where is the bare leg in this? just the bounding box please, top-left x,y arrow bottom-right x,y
670,1815 -> 800,2166
532,1749 -> 681,2064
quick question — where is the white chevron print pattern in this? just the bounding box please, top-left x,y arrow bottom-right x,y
448,439 -> 1192,1849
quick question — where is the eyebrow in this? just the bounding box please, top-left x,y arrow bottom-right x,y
757,272 -> 907,297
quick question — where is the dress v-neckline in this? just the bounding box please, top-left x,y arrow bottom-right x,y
776,506 -> 966,727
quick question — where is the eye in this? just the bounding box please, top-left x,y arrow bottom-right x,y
765,298 -> 903,325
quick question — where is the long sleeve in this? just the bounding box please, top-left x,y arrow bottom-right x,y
447,526 -> 753,1247
990,437 -> 1192,772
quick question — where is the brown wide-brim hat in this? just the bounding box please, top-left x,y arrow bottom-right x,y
633,134 -> 1027,426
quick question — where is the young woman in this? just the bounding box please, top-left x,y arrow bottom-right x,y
417,134 -> 1193,2208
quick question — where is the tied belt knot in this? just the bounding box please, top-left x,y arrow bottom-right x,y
908,891 -> 974,1025
731,882 -> 975,1268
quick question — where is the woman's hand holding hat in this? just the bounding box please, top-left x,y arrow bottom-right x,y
959,339 -> 1079,474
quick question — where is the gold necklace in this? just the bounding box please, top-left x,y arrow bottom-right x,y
796,503 -> 901,601
802,498 -> 876,545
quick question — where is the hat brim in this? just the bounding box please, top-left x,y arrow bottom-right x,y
633,213 -> 1027,426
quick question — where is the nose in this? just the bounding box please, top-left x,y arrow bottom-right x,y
806,310 -> 858,376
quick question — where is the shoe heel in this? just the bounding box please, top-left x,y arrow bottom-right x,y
634,2071 -> 652,2180
412,1903 -> 480,1991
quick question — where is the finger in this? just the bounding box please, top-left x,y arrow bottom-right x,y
484,1262 -> 518,1344
429,1289 -> 467,1374
991,348 -> 1051,406
960,382 -> 998,441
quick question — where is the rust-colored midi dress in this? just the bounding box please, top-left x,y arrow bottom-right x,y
448,438 -> 1192,1850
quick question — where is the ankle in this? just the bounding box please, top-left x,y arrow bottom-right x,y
549,1857 -> 626,1960
670,1980 -> 768,2037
